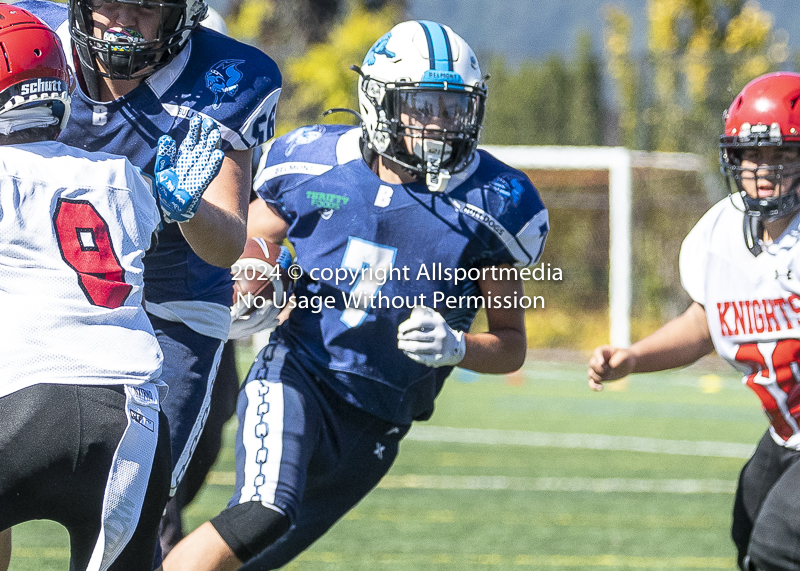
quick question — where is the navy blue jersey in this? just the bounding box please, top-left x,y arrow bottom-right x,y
22,0 -> 282,307
255,125 -> 548,423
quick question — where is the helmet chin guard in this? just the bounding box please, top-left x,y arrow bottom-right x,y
357,20 -> 486,192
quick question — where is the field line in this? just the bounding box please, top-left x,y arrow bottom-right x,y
206,471 -> 735,494
378,474 -> 735,494
407,425 -> 754,458
293,551 -> 735,568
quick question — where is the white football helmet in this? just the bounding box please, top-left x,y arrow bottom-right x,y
358,20 -> 486,192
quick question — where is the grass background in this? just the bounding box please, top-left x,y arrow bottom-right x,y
7,351 -> 764,570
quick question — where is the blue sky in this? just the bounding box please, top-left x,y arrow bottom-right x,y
204,0 -> 800,69
405,0 -> 800,66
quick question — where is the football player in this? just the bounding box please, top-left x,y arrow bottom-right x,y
162,20 -> 549,571
18,0 -> 282,556
588,72 -> 800,571
0,6 -> 224,570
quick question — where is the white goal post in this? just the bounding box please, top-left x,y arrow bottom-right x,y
479,145 -> 708,347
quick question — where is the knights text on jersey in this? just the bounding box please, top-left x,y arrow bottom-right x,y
254,125 -> 548,424
21,0 -> 282,307
680,198 -> 800,448
0,141 -> 162,398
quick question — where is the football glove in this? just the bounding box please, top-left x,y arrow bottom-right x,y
155,116 -> 224,222
228,246 -> 292,340
397,305 -> 466,368
228,306 -> 281,341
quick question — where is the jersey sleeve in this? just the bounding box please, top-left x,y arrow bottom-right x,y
184,30 -> 282,153
252,125 -> 349,224
128,164 -> 161,252
461,155 -> 549,268
679,205 -> 719,305
14,0 -> 67,30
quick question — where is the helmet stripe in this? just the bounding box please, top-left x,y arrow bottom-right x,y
418,20 -> 453,72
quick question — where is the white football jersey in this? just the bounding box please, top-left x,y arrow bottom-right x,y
0,141 -> 162,398
681,197 -> 800,448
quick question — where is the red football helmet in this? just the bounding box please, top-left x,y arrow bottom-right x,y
0,5 -> 71,133
720,72 -> 800,221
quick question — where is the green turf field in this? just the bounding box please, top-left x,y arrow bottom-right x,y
7,354 -> 764,570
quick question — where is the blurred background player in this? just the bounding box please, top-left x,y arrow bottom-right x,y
18,0 -> 282,556
162,20 -> 549,571
588,72 -> 800,571
0,6 -> 225,569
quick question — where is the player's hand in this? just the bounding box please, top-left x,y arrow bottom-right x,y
228,306 -> 281,340
155,116 -> 225,223
588,345 -> 636,391
397,305 -> 466,368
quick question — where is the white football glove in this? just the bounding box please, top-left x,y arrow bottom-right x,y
154,116 -> 224,223
228,306 -> 281,341
228,248 -> 291,341
397,305 -> 466,368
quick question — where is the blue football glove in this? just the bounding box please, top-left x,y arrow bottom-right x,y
155,116 -> 225,222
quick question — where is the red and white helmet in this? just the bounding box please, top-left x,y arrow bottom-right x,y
720,72 -> 800,221
357,20 -> 486,192
0,5 -> 71,135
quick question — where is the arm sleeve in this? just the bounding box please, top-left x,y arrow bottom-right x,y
129,165 -> 162,251
679,214 -> 712,305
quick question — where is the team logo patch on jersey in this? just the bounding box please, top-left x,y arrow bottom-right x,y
484,175 -> 525,216
307,191 -> 349,211
285,126 -> 325,156
205,59 -> 245,110
364,32 -> 396,65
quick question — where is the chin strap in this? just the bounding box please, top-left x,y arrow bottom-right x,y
73,43 -> 103,102
426,169 -> 450,192
743,214 -> 763,256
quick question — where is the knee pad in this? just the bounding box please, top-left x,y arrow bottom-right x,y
210,501 -> 290,563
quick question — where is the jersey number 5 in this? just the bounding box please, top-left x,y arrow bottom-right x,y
53,199 -> 132,309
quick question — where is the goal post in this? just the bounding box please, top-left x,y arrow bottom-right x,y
480,145 -> 708,348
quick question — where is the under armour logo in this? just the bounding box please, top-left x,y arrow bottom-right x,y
373,442 -> 385,460
777,270 -> 793,280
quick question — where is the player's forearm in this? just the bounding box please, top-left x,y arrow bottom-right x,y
180,202 -> 247,267
627,302 -> 714,374
177,149 -> 251,267
459,328 -> 527,374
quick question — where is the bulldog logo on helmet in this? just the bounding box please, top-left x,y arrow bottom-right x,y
363,33 -> 396,66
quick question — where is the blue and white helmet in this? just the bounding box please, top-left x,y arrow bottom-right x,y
358,20 -> 486,191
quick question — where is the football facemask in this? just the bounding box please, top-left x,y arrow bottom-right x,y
70,0 -> 207,81
358,20 -> 486,192
720,72 -> 800,222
